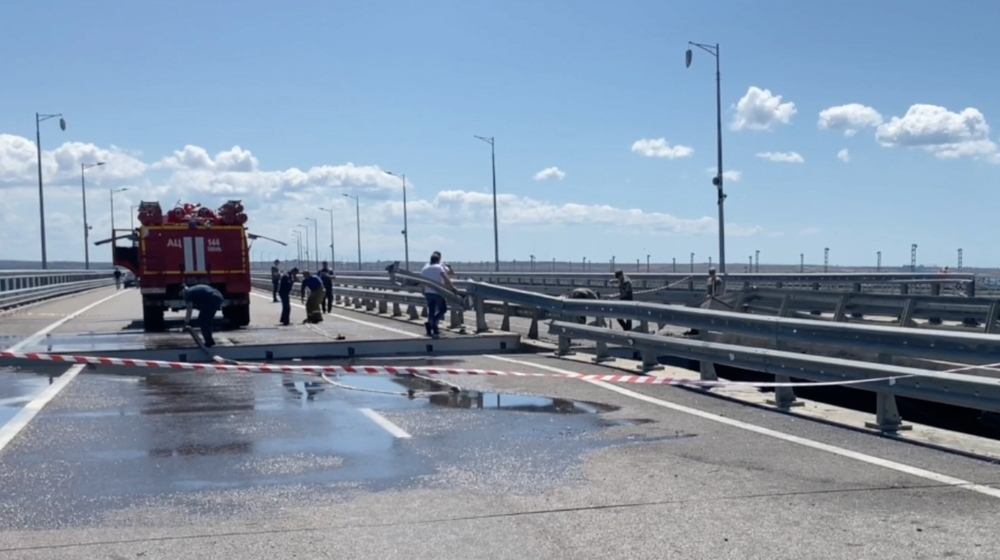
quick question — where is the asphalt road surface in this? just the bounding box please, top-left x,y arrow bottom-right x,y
0,287 -> 999,559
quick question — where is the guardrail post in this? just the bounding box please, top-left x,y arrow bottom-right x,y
900,284 -> 909,295
852,283 -> 861,293
365,298 -> 376,311
556,328 -> 573,356
930,283 -> 941,296
865,392 -> 912,433
985,301 -> 1000,334
449,309 -> 465,331
698,361 -> 718,381
407,304 -> 420,320
474,297 -> 490,333
777,295 -> 791,317
766,377 -> 802,410
833,295 -> 848,321
639,348 -> 663,372
527,308 -> 540,339
421,305 -> 429,318
634,320 -> 649,334
392,302 -> 402,317
501,303 -> 511,331
967,281 -> 976,298
898,299 -> 915,327
378,300 -> 388,314
592,338 -> 613,363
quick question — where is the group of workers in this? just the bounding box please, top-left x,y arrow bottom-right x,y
270,260 -> 335,326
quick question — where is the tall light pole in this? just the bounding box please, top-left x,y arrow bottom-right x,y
297,224 -> 310,269
343,193 -> 361,270
385,171 -> 410,270
686,42 -> 726,282
319,207 -> 336,272
474,135 -> 500,272
80,162 -> 105,269
291,231 -> 302,269
36,113 -> 67,269
109,187 -> 130,235
305,217 -> 319,270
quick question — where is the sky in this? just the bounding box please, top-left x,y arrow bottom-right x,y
1,0 -> 999,270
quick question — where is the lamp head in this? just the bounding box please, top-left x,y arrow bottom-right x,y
59,118 -> 67,131
685,49 -> 693,68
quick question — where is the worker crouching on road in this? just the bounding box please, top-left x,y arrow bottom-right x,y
278,268 -> 298,326
568,287 -> 599,324
300,271 -> 326,323
420,251 -> 456,338
181,284 -> 224,348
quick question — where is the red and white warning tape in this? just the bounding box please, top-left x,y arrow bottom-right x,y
0,349 -> 933,389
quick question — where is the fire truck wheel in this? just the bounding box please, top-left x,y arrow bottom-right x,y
223,305 -> 251,328
143,307 -> 166,332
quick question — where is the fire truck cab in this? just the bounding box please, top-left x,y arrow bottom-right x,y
108,201 -> 252,332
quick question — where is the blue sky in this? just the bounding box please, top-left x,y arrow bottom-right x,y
1,0 -> 998,269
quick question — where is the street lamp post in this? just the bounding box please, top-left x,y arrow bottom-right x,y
343,194 -> 361,270
386,171 -> 410,270
291,231 -> 302,269
305,217 -> 319,270
474,135 -> 500,272
319,207 -> 336,272
685,42 -> 726,283
36,112 -> 67,269
109,187 -> 130,235
80,162 -> 105,269
297,224 -> 310,269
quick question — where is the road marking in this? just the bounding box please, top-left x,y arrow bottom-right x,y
250,292 -> 421,338
0,364 -> 85,453
359,408 -> 412,439
0,396 -> 32,407
486,354 -> 1000,500
6,289 -> 128,353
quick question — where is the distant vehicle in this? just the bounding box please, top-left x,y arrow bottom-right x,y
123,275 -> 138,288
94,200 -> 283,332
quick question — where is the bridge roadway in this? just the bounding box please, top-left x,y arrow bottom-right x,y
0,288 -> 999,558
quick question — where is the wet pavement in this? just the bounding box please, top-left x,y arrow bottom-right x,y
0,358 -> 678,531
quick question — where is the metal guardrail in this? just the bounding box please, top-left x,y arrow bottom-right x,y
0,270 -> 114,293
737,287 -> 1000,332
546,320 -> 1000,432
0,277 -> 117,311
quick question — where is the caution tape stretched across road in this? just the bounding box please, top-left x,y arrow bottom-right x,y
0,349 -> 920,389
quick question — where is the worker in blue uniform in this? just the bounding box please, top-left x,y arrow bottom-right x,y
182,284 -> 225,347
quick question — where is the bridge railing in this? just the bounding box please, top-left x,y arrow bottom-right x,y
0,271 -> 116,311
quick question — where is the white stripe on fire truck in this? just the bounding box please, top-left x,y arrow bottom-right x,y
182,237 -> 194,271
195,237 -> 206,271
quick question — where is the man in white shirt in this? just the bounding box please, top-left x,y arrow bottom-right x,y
420,251 -> 455,338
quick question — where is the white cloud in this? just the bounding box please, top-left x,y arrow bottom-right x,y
767,231 -> 786,238
818,104 -> 883,136
0,134 -> 148,188
875,104 -> 999,161
731,87 -> 797,131
533,167 -> 566,181
0,135 -> 764,262
799,227 -> 821,236
631,138 -> 694,159
705,168 -> 742,182
756,151 -> 804,163
837,148 -> 851,163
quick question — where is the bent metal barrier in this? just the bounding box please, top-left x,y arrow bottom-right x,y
0,270 -> 116,311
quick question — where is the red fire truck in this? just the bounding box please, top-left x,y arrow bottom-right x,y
99,200 -> 254,332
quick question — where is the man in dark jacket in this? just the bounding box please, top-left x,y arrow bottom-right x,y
318,261 -> 334,313
270,260 -> 281,302
182,284 -> 225,347
613,270 -> 633,331
278,268 -> 298,326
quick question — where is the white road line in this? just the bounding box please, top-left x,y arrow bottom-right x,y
0,364 -> 85,453
359,408 -> 412,439
485,354 -> 1000,500
250,291 -> 421,338
0,396 -> 32,407
6,289 -> 128,353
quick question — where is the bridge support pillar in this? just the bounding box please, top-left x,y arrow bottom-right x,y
392,302 -> 402,317
474,297 -> 490,333
766,376 -> 803,410
865,392 -> 912,433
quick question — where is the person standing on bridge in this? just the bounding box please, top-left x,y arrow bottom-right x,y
300,271 -> 326,323
319,261 -> 334,313
278,267 -> 298,326
181,284 -> 224,348
612,270 -> 633,331
420,251 -> 456,338
707,267 -> 722,298
270,260 -> 281,302
113,268 -> 122,290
